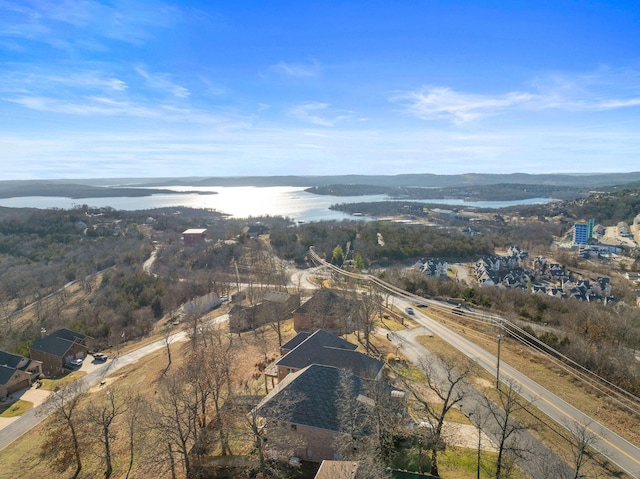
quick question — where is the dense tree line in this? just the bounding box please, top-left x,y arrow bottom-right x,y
309,182 -> 586,201
506,187 -> 640,225
270,220 -> 495,266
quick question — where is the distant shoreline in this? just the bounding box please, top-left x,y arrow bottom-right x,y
0,184 -> 217,199
1,171 -> 638,202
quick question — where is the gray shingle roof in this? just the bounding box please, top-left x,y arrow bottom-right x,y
30,328 -> 87,358
294,289 -> 360,317
256,364 -> 365,432
0,365 -> 17,386
276,330 -> 383,379
0,350 -> 24,369
280,332 -> 311,352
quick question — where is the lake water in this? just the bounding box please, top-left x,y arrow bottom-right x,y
0,186 -> 554,223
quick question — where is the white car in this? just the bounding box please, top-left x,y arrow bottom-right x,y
93,353 -> 108,361
69,358 -> 83,367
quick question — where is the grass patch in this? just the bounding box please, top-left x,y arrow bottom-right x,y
390,445 -> 510,479
40,371 -> 86,390
440,447 -> 517,479
381,316 -> 409,332
0,399 -> 33,417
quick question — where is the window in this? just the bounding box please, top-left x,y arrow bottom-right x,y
306,449 -> 313,460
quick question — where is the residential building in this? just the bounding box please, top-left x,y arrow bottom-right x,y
0,351 -> 42,399
292,289 -> 360,333
254,364 -> 404,463
617,222 -> 630,238
183,292 -> 223,315
29,328 -> 90,376
315,460 -> 359,479
270,330 -> 384,382
228,291 -> 299,333
573,221 -> 590,245
182,228 -> 207,247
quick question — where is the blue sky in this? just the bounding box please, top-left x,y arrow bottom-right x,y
1,0 -> 639,179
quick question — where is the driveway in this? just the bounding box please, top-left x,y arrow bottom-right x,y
0,385 -> 51,430
0,354 -> 111,433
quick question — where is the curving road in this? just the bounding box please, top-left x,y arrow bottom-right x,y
0,314 -> 228,452
391,298 -> 640,479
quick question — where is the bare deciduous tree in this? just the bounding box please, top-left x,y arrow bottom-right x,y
335,370 -> 405,470
246,383 -> 306,479
148,371 -> 200,479
124,391 -> 147,479
396,352 -> 474,477
85,386 -> 127,479
40,381 -> 87,479
484,380 -> 534,479
565,419 -> 599,479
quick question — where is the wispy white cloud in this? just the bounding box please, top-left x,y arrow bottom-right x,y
0,69 -> 128,97
289,101 -> 352,126
135,66 -> 190,98
268,60 -> 321,78
3,94 -> 235,124
393,87 -> 534,124
0,0 -> 181,50
395,68 -> 640,124
0,64 -> 208,123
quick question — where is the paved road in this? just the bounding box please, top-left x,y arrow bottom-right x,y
0,314 -> 228,452
389,326 -> 572,478
392,299 -> 640,479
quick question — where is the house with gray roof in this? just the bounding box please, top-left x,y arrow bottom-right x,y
0,351 -> 42,399
29,328 -> 90,376
292,289 -> 360,334
254,364 -> 403,463
279,331 -> 312,355
229,290 -> 300,333
271,329 -> 383,382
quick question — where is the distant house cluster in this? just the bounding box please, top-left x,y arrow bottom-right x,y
471,247 -> 615,304
412,258 -> 449,278
474,246 -> 529,287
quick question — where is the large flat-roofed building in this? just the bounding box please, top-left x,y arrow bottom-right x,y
182,228 -> 207,247
573,222 -> 590,245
